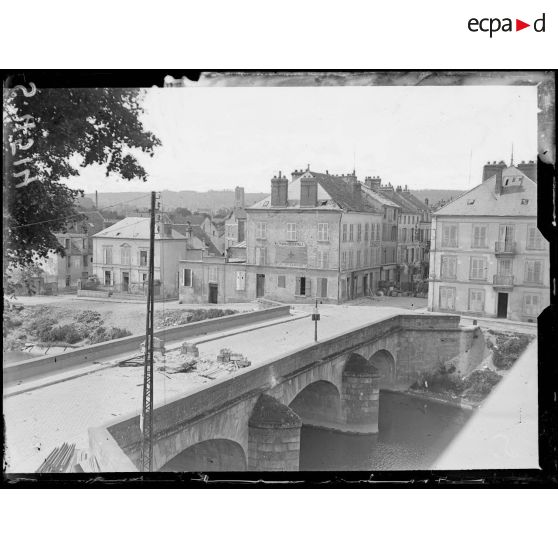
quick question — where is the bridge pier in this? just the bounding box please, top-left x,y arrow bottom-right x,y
342,357 -> 380,434
248,394 -> 302,471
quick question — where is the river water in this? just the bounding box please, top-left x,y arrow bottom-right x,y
299,391 -> 472,470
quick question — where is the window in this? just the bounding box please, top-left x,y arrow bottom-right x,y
356,250 -> 361,267
471,225 -> 487,248
104,270 -> 112,286
469,289 -> 485,312
441,256 -> 457,279
470,257 -> 487,280
317,250 -> 329,269
527,226 -> 544,250
391,226 -> 397,241
498,259 -> 512,276
83,255 -> 89,267
102,246 -> 113,265
277,275 -> 286,288
72,257 -> 80,269
342,251 -> 347,269
139,250 -> 148,267
342,224 -> 347,242
318,223 -> 329,241
141,273 -> 148,283
348,251 -> 354,269
364,249 -> 368,266
208,267 -> 218,283
349,224 -> 354,242
256,222 -> 267,239
121,245 -> 131,265
255,246 -> 267,265
295,276 -> 308,296
287,223 -> 297,241
183,268 -> 192,287
236,271 -> 245,291
318,278 -> 328,298
441,224 -> 458,247
364,223 -> 369,242
357,223 -> 362,241
65,238 -> 71,251
525,260 -> 543,284
523,293 -> 540,317
402,229 -> 407,242
439,287 -> 456,310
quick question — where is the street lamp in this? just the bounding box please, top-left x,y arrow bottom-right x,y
311,298 -> 320,342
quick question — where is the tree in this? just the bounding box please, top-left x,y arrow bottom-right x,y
3,86 -> 161,271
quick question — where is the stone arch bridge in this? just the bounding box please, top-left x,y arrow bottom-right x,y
90,313 -> 485,472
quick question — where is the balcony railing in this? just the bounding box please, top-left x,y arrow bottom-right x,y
493,274 -> 514,287
495,241 -> 516,255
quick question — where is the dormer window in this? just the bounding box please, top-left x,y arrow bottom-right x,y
521,199 -> 529,205
467,199 -> 475,205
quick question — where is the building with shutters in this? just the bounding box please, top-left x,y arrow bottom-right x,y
428,160 -> 548,322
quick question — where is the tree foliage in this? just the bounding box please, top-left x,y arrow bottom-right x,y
3,86 -> 160,269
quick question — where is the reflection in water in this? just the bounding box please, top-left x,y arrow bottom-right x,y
299,391 -> 472,470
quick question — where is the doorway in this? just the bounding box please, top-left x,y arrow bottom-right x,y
497,293 -> 508,319
209,283 -> 218,304
256,274 -> 265,298
122,272 -> 130,292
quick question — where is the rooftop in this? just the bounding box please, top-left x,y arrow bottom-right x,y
435,165 -> 537,217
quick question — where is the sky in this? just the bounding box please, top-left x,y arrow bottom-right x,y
73,85 -> 537,194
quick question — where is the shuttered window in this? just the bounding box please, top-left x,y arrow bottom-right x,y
523,293 -> 540,316
471,225 -> 487,248
256,222 -> 267,239
468,289 -> 485,312
527,226 -> 544,249
441,224 -> 458,247
469,257 -> 487,280
318,278 -> 328,298
286,223 -> 297,241
235,271 -> 245,291
441,256 -> 457,279
317,223 -> 329,241
277,275 -> 286,288
525,260 -> 543,284
439,287 -> 456,310
255,247 -> 267,265
317,250 -> 329,269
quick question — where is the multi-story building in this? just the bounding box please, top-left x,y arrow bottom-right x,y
91,216 -> 220,299
428,161 -> 548,322
39,208 -> 106,292
224,186 -> 247,250
179,169 -> 385,304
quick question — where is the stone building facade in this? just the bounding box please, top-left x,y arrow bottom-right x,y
428,161 -> 549,322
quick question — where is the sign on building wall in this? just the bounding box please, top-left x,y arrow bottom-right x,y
275,242 -> 308,267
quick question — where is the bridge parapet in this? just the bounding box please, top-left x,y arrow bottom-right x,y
91,313 -> 484,471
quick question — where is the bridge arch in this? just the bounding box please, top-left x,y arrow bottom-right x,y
158,438 -> 247,472
369,349 -> 396,389
289,380 -> 342,424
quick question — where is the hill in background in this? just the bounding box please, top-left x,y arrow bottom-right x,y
84,188 -> 466,214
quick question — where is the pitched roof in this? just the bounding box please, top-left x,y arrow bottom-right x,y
399,191 -> 431,212
434,166 -> 537,217
249,171 -> 383,213
171,224 -> 222,256
186,214 -> 211,226
377,188 -> 420,213
92,217 -> 186,240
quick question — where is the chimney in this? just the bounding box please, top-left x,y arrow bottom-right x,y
517,160 -> 537,183
495,170 -> 503,195
396,185 -> 402,193
300,175 -> 318,207
271,171 -> 289,207
364,176 -> 381,191
291,169 -> 305,182
483,160 -> 507,182
185,221 -> 192,239
234,186 -> 245,208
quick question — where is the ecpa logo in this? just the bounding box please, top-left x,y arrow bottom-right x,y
468,13 -> 546,37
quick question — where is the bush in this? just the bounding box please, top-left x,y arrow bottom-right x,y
88,326 -> 131,344
43,324 -> 83,345
463,369 -> 502,397
411,364 -> 464,395
492,334 -> 532,369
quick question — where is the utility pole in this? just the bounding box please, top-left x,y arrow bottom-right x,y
141,191 -> 156,472
312,298 -> 320,342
